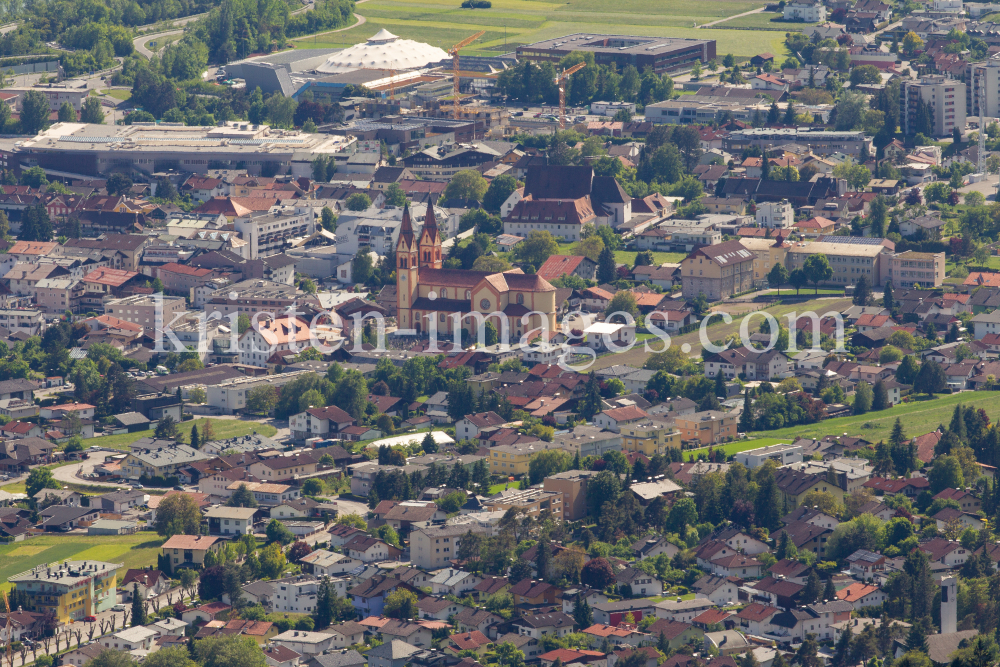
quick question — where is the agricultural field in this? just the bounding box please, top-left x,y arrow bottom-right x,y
85,418 -> 278,451
750,391 -> 1000,444
711,12 -> 815,29
0,534 -> 164,592
685,436 -> 789,458
293,0 -> 794,59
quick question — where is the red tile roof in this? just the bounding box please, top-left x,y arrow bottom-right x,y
537,255 -> 589,282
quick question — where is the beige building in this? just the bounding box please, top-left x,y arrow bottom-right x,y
681,239 -> 755,301
902,75 -> 966,138
620,420 -> 681,456
885,251 -> 945,288
105,294 -> 188,329
675,410 -> 738,446
482,488 -> 563,519
740,238 -> 790,286
160,534 -> 224,568
785,240 -> 892,286
33,278 -> 83,315
543,470 -> 599,521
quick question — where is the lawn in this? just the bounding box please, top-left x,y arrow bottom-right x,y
86,418 -> 278,451
712,12 -> 815,29
749,391 -> 1000,444
0,533 -> 164,592
293,0 -> 793,58
553,242 -> 686,267
589,295 -> 852,369
686,436 -> 789,458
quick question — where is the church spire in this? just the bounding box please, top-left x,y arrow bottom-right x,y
397,201 -> 414,250
422,196 -> 439,245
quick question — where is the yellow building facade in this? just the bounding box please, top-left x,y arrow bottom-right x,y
621,421 -> 681,456
10,560 -> 121,622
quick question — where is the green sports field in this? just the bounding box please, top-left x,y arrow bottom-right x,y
85,418 -> 278,451
0,534 -> 165,592
292,0 -> 793,59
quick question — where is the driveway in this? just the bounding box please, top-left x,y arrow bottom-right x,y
52,458 -> 130,489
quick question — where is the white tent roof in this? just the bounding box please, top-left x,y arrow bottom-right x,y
316,30 -> 450,74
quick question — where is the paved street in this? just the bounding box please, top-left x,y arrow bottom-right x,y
958,173 -> 1000,200
52,457 -> 130,489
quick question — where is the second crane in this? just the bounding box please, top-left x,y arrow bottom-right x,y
449,31 -> 486,119
555,62 -> 586,130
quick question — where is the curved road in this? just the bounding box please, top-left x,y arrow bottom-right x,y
133,0 -> 337,59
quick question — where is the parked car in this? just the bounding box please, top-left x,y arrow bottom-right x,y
111,604 -> 126,612
83,615 -> 97,622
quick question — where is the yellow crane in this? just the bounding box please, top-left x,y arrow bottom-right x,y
555,62 -> 586,130
449,30 -> 486,119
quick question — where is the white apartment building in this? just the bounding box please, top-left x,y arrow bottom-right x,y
756,200 -> 794,229
901,75 -> 966,138
234,209 -> 315,259
334,204 -> 443,256
410,524 -> 492,570
784,0 -> 827,21
206,370 -> 314,414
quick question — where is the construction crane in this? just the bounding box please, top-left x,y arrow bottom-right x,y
450,31 -> 485,119
555,62 -> 586,130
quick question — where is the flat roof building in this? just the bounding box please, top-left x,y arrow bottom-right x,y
13,121 -> 356,178
516,34 -> 716,74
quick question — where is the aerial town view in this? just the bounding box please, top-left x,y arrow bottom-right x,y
2,5 -> 1000,667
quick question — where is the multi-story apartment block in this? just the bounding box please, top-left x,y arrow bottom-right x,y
885,251 -> 945,288
901,75 -> 966,138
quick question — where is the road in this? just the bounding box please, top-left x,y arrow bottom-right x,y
958,173 -> 1000,201
290,2 -> 369,45
52,457 -> 131,489
134,0 -> 318,58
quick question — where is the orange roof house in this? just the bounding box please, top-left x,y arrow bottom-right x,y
794,216 -> 837,232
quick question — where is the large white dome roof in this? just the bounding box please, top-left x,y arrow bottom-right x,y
316,30 -> 450,74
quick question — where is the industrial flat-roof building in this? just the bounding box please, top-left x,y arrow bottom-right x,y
516,34 -> 716,74
13,122 -> 356,178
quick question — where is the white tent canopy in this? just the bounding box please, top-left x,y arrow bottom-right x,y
316,29 -> 450,74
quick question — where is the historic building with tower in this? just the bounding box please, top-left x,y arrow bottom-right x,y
395,201 -> 558,340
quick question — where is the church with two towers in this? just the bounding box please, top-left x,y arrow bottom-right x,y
395,200 -> 558,340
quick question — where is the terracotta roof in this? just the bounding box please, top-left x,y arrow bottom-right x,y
83,268 -> 139,287
600,406 -> 649,422
836,582 -> 880,602
449,630 -> 491,650
161,534 -> 222,550
735,603 -> 779,622
87,315 -> 143,332
9,241 -> 57,255
537,255 -> 589,281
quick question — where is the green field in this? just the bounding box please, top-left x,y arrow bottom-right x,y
86,418 -> 278,451
712,12 -> 815,28
749,391 -> 1000,444
0,534 -> 164,592
686,436 -> 789,458
553,242 -> 686,267
293,0 -> 793,59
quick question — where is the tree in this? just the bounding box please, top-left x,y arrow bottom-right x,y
902,31 -> 924,55
383,589 -> 418,619
131,583 -> 146,626
495,643 -> 525,667
803,254 -> 833,294
854,381 -> 873,415
19,205 -> 53,242
872,379 -> 889,411
768,263 -> 789,295
914,359 -> 946,396
246,385 -> 279,415
345,193 -> 372,211
801,570 -> 822,604
142,647 -> 195,667
88,651 -> 136,667
853,275 -> 872,307
789,268 -> 809,295
228,484 -> 258,508
321,207 -> 337,232
596,245 -> 617,284
259,542 -> 287,579
20,90 -> 49,135
928,454 -> 964,494
81,97 -> 105,124
739,390 -> 755,433
581,557 -> 616,589
194,636 -> 268,667
528,449 -> 572,485
155,415 -> 179,440
265,519 -> 295,545
352,251 -> 374,284
443,170 -> 488,202
606,291 -> 639,320
153,494 -> 201,536
483,174 -> 519,213
579,372 -> 603,420
869,196 -> 888,238
384,183 -> 407,207
26,466 -> 58,500
514,231 -> 559,270
58,101 -> 75,122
